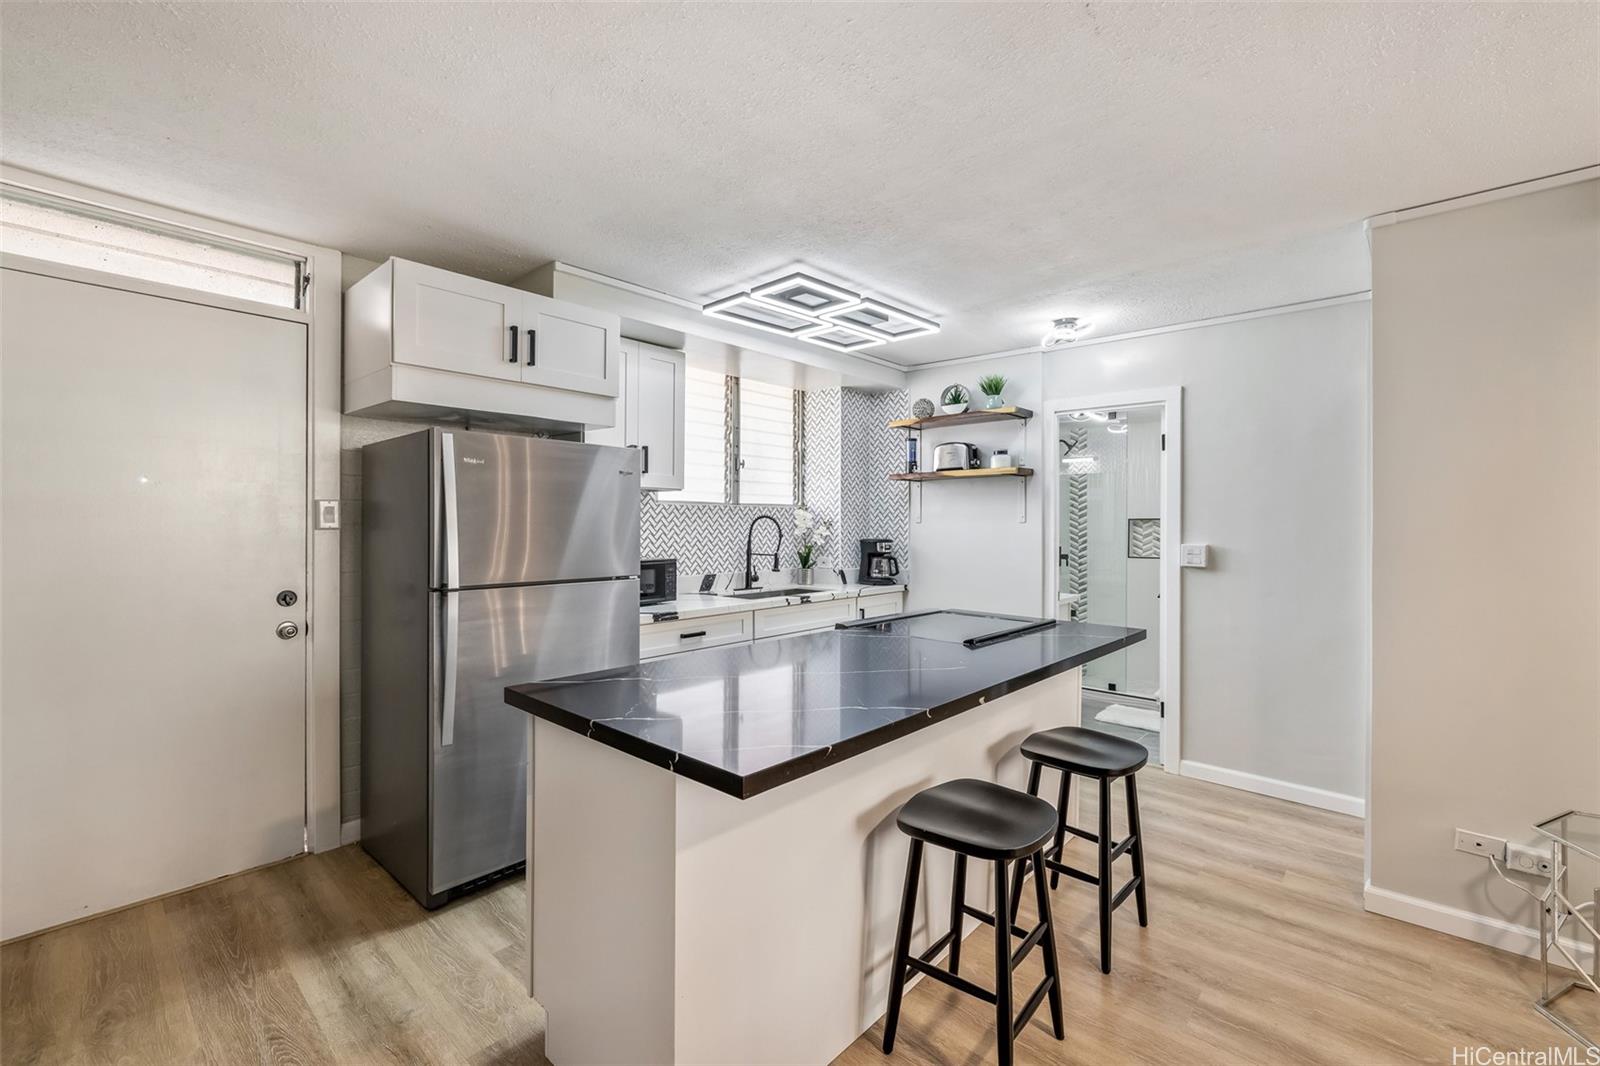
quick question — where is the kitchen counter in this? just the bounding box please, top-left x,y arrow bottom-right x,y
639,581 -> 904,624
508,614 -> 1141,798
510,611 -> 1141,1066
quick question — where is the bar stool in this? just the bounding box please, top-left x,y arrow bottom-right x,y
882,778 -> 1064,1066
1009,727 -> 1149,974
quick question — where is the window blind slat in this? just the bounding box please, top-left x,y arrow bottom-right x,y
739,379 -> 795,506
658,367 -> 728,503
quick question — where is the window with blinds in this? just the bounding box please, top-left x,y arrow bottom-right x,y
0,186 -> 304,309
737,379 -> 796,506
657,366 -> 729,503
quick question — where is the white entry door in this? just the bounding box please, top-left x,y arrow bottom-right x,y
1,266 -> 308,939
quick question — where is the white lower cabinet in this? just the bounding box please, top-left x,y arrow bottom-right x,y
643,591 -> 907,659
856,590 -> 906,620
641,612 -> 753,660
752,598 -> 856,640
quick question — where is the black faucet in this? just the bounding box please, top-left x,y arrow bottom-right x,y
744,515 -> 783,590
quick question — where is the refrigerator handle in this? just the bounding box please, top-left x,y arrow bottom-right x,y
441,591 -> 459,748
440,432 -> 461,590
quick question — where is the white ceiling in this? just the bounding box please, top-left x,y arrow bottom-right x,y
2,2 -> 1595,365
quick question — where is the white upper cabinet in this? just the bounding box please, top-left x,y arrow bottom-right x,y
589,339 -> 686,491
391,259 -> 521,382
520,292 -> 619,397
345,258 -> 621,431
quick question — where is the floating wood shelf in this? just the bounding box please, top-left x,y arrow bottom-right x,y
888,406 -> 1033,431
889,466 -> 1035,482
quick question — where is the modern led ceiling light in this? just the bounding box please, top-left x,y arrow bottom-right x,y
749,272 -> 861,318
821,297 -> 940,342
1041,316 -> 1093,349
798,321 -> 886,353
702,292 -> 824,338
704,268 -> 939,353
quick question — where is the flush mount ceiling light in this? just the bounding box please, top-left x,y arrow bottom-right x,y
702,292 -> 824,338
1041,316 -> 1093,349
749,272 -> 861,318
798,321 -> 886,353
1106,417 -> 1129,434
1065,410 -> 1110,423
821,297 -> 940,342
704,268 -> 938,353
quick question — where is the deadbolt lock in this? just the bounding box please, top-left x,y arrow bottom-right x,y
276,590 -> 298,607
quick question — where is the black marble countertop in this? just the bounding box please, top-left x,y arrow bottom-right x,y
504,612 -> 1144,799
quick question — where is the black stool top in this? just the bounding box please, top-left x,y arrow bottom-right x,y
1021,726 -> 1148,778
897,779 -> 1058,861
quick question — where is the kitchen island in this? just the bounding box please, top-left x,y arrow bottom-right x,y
505,611 -> 1143,1066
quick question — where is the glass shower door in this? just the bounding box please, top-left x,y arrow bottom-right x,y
1058,407 -> 1162,701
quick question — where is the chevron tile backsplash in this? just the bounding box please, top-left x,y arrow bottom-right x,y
642,386 -> 910,581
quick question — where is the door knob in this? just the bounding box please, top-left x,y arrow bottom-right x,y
276,621 -> 301,640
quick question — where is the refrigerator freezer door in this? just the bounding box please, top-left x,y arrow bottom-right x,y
440,431 -> 640,588
430,579 -> 640,895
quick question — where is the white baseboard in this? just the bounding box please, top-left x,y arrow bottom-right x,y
1364,881 -> 1595,971
339,819 -> 361,845
1179,760 -> 1365,817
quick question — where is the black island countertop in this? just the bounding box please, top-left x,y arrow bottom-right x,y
505,611 -> 1143,799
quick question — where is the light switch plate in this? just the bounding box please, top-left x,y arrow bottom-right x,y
1180,543 -> 1208,568
315,499 -> 341,530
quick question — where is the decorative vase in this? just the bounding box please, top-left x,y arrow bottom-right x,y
939,384 -> 969,415
797,567 -> 815,584
983,393 -> 1005,409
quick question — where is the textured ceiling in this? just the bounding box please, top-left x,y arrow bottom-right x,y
2,2 -> 1595,365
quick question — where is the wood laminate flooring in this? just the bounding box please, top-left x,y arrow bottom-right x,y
4,771 -> 1593,1065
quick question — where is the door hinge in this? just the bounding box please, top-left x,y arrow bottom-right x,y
1161,433 -> 1166,451
1159,700 -> 1166,719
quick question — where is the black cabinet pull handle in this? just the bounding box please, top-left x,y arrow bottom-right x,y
641,445 -> 649,474
679,630 -> 706,640
508,325 -> 519,364
527,328 -> 536,366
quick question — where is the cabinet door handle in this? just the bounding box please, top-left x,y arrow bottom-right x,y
641,445 -> 649,474
508,325 -> 519,364
526,328 -> 536,366
679,630 -> 706,640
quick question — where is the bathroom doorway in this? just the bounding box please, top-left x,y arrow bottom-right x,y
1049,390 -> 1181,769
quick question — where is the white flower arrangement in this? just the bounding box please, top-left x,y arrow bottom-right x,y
794,507 -> 832,568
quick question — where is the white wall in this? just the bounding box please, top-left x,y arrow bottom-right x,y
904,352 -> 1047,618
907,300 -> 1371,806
1368,178 -> 1599,943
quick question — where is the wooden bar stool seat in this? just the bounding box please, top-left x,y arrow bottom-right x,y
882,778 -> 1065,1066
1010,726 -> 1150,974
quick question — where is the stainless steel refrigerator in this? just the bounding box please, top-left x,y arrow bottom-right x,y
361,428 -> 640,908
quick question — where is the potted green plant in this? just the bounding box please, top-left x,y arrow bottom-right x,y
940,384 -> 969,415
794,507 -> 832,583
977,373 -> 1008,409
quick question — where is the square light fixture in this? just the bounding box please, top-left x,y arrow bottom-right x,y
797,321 -> 885,353
702,292 -> 823,337
749,272 -> 861,318
821,297 -> 939,342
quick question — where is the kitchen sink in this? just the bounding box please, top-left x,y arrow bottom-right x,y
726,586 -> 825,599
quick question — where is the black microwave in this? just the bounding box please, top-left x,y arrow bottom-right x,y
639,558 -> 677,606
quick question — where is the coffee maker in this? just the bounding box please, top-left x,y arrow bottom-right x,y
859,539 -> 901,585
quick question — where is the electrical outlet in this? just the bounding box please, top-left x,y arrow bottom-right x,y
1504,841 -> 1553,876
1454,829 -> 1506,861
